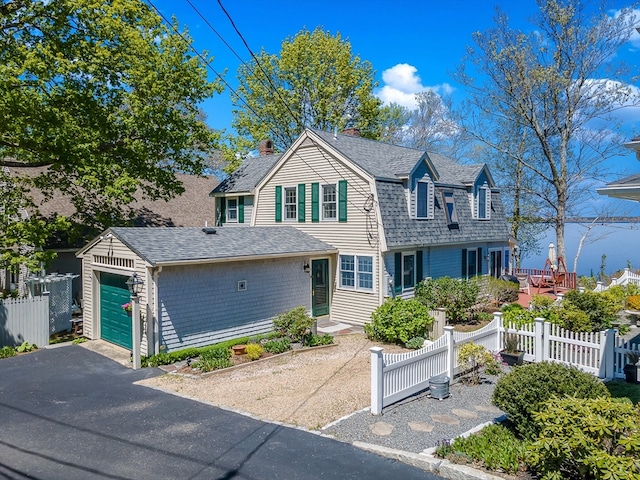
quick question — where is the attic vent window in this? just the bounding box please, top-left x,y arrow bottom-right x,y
202,227 -> 217,234
237,280 -> 247,291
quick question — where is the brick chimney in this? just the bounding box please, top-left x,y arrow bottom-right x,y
258,139 -> 274,156
342,128 -> 361,137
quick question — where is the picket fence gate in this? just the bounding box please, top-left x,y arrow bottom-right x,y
370,312 -> 638,415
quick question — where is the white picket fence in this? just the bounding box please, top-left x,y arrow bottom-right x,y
0,295 -> 50,348
593,268 -> 640,292
370,312 -> 632,415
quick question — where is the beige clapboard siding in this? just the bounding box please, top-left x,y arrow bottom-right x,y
81,236 -> 150,355
255,144 -> 382,324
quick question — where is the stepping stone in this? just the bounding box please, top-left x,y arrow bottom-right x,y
475,405 -> 502,414
452,408 -> 478,419
408,421 -> 434,432
430,414 -> 460,425
369,421 -> 394,436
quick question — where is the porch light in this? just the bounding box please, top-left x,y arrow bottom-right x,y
126,273 -> 144,296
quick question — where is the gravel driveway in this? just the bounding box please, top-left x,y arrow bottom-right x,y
139,334 -> 404,430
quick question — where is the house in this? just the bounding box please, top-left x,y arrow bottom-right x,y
596,137 -> 640,203
76,226 -> 336,355
0,166 -> 219,300
211,128 -> 511,326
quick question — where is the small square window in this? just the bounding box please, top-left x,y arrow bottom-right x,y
237,280 -> 247,291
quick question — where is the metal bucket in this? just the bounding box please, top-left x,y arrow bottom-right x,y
429,375 -> 450,399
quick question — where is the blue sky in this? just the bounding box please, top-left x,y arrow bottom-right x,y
152,0 -> 640,215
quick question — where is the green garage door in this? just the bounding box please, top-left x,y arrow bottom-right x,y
100,272 -> 132,350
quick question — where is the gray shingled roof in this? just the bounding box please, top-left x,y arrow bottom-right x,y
376,180 -> 510,248
212,154 -> 281,194
604,172 -> 640,187
105,226 -> 336,265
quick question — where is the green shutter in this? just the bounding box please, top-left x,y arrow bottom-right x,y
275,186 -> 282,223
220,198 -> 226,225
311,183 -> 319,222
238,196 -> 245,224
298,183 -> 305,222
338,180 -> 347,222
416,250 -> 423,284
462,249 -> 467,278
394,252 -> 402,294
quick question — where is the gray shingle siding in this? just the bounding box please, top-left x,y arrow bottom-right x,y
158,258 -> 310,351
376,180 -> 509,249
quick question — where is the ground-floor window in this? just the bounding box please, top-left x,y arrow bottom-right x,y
339,254 -> 373,291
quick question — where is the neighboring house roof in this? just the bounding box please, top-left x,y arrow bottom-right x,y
212,154 -> 281,195
7,165 -> 219,227
79,226 -> 337,266
596,172 -> 640,202
376,180 -> 509,249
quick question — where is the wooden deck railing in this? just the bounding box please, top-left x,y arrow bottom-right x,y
515,268 -> 577,290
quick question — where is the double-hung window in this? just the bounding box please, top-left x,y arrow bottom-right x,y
416,181 -> 429,218
322,184 -> 337,220
339,254 -> 373,292
477,183 -> 491,220
227,198 -> 237,222
443,191 -> 458,226
284,187 -> 297,220
403,253 -> 415,289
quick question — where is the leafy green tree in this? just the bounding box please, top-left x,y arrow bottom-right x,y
230,27 -> 381,162
377,103 -> 411,145
455,0 -> 639,260
0,0 -> 222,267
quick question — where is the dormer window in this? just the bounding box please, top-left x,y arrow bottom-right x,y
477,183 -> 491,220
443,191 -> 458,227
227,198 -> 238,222
416,180 -> 434,219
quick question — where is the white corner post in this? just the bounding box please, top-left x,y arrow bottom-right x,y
131,295 -> 141,370
534,318 -> 545,363
600,328 -> 615,380
444,326 -> 455,381
370,347 -> 384,415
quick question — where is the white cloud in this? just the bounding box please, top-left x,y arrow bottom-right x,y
375,63 -> 453,110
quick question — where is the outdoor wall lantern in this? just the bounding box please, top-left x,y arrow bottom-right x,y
126,272 -> 144,296
303,260 -> 310,273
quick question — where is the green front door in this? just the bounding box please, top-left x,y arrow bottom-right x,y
312,259 -> 329,317
100,272 -> 132,349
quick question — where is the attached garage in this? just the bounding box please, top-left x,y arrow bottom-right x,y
99,272 -> 132,350
77,226 -> 336,356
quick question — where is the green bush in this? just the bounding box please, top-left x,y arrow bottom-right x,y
562,289 -> 619,332
415,276 -> 479,324
245,343 -> 263,361
16,341 -> 37,353
364,297 -> 433,344
457,342 -> 503,384
194,346 -> 232,372
0,346 -> 16,359
486,277 -> 519,304
405,336 -> 425,349
303,334 -> 334,347
501,303 -> 536,327
436,423 -> 529,475
273,306 -> 315,342
263,337 -> 291,354
527,396 -> 640,480
492,362 -> 610,440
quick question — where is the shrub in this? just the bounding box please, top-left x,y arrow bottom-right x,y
436,423 -> 529,475
0,346 -> 16,359
562,289 -> 618,332
405,336 -> 425,349
627,295 -> 640,311
364,297 -> 433,344
501,303 -> 536,327
492,362 -> 610,440
457,342 -> 502,384
485,277 -> 519,304
303,334 -> 334,347
555,303 -> 592,332
263,337 -> 291,354
415,276 -> 479,324
16,341 -> 37,353
245,343 -> 263,361
273,306 -> 315,342
527,396 -> 640,480
194,346 -> 232,372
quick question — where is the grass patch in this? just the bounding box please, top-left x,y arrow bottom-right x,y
606,379 -> 640,404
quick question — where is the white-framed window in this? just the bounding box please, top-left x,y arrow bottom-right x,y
477,183 -> 491,220
443,191 -> 458,226
284,187 -> 297,220
226,198 -> 237,222
322,184 -> 337,220
416,181 -> 434,219
402,253 -> 415,289
339,254 -> 374,292
463,248 -> 480,279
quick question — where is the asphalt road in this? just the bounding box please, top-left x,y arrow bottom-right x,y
0,344 -> 441,479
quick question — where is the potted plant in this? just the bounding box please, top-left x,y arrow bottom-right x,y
623,351 -> 640,384
500,332 -> 524,366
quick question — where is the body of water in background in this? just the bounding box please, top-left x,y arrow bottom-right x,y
520,222 -> 640,277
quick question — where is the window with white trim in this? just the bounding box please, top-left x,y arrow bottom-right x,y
477,183 -> 491,219
226,198 -> 237,222
416,180 -> 434,219
403,253 -> 415,289
339,254 -> 373,291
284,187 -> 297,220
322,184 -> 337,220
